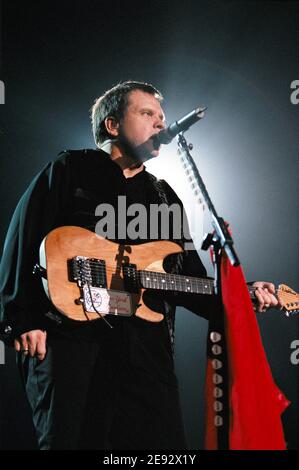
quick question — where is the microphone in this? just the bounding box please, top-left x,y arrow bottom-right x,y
154,106 -> 207,145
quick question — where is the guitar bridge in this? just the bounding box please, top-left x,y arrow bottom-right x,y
68,256 -> 107,288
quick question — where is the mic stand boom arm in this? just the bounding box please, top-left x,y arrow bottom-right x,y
176,132 -> 240,271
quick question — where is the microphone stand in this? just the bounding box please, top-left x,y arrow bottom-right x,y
176,132 -> 240,450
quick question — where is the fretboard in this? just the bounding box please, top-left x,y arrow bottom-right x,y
139,270 -> 257,298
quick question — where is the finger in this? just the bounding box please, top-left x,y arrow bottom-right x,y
35,332 -> 47,361
255,289 -> 266,312
263,289 -> 279,308
256,288 -> 273,312
19,334 -> 29,355
260,288 -> 274,305
26,334 -> 37,358
14,339 -> 21,352
262,289 -> 274,306
252,282 -> 276,294
266,283 -> 276,294
267,293 -> 278,307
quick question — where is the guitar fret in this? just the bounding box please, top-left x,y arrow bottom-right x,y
139,270 -> 214,295
139,271 -> 277,302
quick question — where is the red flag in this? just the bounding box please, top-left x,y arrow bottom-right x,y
205,250 -> 289,450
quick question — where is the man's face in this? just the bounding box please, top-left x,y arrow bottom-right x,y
118,89 -> 166,159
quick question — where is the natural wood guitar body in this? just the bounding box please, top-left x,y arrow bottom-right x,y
42,226 -> 183,322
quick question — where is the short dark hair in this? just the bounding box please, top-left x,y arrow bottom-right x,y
91,80 -> 163,146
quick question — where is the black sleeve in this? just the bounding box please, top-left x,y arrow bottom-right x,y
0,153 -> 71,342
159,179 -> 215,320
174,249 -> 215,320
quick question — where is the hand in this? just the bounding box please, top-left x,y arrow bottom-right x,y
252,281 -> 283,313
14,329 -> 47,361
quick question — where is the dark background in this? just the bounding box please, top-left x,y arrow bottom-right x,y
0,0 -> 298,450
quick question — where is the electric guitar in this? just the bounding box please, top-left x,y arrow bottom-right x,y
37,226 -> 299,322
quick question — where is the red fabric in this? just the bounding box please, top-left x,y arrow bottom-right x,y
205,250 -> 289,450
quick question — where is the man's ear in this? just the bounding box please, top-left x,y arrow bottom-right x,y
105,116 -> 120,138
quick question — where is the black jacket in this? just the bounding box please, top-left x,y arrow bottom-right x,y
0,149 -> 212,348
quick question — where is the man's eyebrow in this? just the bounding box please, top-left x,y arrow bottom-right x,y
140,107 -> 165,121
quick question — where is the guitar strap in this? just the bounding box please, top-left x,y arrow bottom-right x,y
147,174 -> 184,354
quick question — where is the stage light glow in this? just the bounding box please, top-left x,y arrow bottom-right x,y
147,144 -> 205,253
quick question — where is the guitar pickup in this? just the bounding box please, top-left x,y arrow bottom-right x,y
122,263 -> 139,293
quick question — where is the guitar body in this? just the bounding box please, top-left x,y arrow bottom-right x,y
40,226 -> 183,322
39,226 -> 299,324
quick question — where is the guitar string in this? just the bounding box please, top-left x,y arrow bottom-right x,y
75,263 -> 214,283
77,265 -> 214,290
78,261 -> 296,299
75,263 -> 289,295
72,266 -> 262,298
75,261 -> 287,293
71,262 -> 298,303
73,264 -> 273,295
73,263 -> 297,297
77,271 -> 212,296
72,273 -> 298,311
76,262 -> 214,283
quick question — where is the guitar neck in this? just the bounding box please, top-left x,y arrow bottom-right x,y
139,270 -> 256,298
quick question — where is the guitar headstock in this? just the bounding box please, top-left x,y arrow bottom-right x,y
277,284 -> 299,317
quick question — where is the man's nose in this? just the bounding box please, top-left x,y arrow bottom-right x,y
154,116 -> 166,130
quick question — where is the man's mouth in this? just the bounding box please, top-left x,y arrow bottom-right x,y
150,133 -> 161,151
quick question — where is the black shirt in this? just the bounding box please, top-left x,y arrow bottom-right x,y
0,149 -> 212,384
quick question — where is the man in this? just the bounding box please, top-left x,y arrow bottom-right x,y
0,81 -> 280,450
